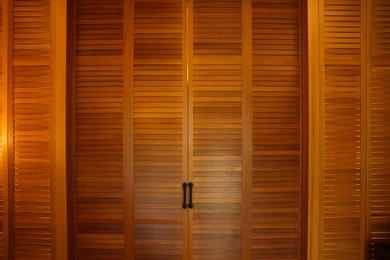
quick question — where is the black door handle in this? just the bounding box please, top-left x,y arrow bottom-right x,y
188,182 -> 193,209
182,182 -> 187,209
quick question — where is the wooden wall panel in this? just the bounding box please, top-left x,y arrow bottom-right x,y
370,0 -> 390,255
320,0 -> 364,258
12,0 -> 53,258
191,0 -> 243,259
132,0 -> 186,259
72,0 -> 125,259
251,0 -> 304,258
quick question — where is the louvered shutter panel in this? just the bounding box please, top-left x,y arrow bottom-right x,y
370,0 -> 390,254
320,0 -> 364,258
132,0 -> 186,259
12,0 -> 53,258
251,0 -> 304,258
190,0 -> 243,258
73,0 -> 126,258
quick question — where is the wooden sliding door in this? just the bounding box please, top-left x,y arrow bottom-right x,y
70,0 -> 307,259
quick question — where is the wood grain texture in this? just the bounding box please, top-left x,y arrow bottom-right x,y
10,0 -> 53,259
51,0 -> 68,258
72,0 -> 125,259
251,0 -> 304,259
191,0 -> 243,259
321,0 -> 364,258
132,0 -> 186,259
70,1 -> 307,259
369,0 -> 390,257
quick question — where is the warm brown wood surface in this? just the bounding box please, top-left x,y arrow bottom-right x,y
322,0 -> 364,258
71,0 -> 126,259
309,0 -> 390,259
12,0 -> 53,259
70,0 -> 306,259
191,0 -> 243,259
369,0 -> 390,256
1,0 -> 390,259
132,0 -> 186,259
251,0 -> 304,259
0,0 -> 3,257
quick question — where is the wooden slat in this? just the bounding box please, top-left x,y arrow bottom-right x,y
251,0 -> 304,259
12,0 -> 52,259
321,0 -> 363,259
191,0 -> 243,259
132,0 -> 185,259
73,0 -> 125,259
369,0 -> 390,258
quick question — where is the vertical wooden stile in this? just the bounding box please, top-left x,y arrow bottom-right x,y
360,0 -> 369,258
300,0 -> 309,258
123,0 -> 134,259
184,0 -> 191,259
67,0 -> 76,258
1,0 -> 13,258
51,0 -> 68,258
241,0 -> 253,258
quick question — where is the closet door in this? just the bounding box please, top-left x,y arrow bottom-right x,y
189,0 -> 306,259
71,1 -> 307,259
131,0 -> 187,259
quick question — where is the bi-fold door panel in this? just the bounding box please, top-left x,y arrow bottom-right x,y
250,0 -> 305,258
190,0 -> 243,259
72,0 -> 126,259
11,0 -> 54,259
132,0 -> 186,259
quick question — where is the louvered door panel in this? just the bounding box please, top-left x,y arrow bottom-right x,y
251,0 -> 304,259
191,0 -> 243,259
73,0 -> 125,259
322,0 -> 363,258
12,0 -> 53,258
370,0 -> 390,252
132,0 -> 186,259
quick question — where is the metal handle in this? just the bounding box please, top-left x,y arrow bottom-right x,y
182,182 -> 187,209
188,182 -> 193,209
